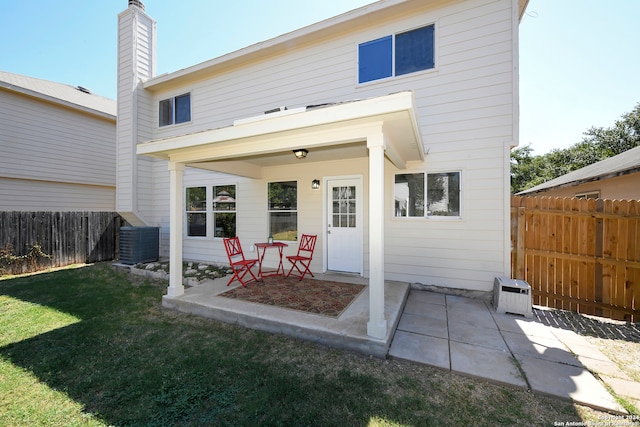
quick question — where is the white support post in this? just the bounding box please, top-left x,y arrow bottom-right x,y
167,161 -> 185,297
367,132 -> 387,339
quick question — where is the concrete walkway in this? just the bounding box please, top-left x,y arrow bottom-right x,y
148,262 -> 638,415
389,290 -> 636,414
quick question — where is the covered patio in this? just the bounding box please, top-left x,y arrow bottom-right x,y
163,273 -> 410,357
137,91 -> 424,340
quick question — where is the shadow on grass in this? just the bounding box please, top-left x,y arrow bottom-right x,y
0,264 -> 585,426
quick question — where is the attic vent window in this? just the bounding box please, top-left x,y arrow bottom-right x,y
76,86 -> 91,94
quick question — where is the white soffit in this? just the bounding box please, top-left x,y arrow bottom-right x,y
137,91 -> 424,168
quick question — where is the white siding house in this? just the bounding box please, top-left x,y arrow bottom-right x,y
0,71 -> 116,211
117,0 -> 528,338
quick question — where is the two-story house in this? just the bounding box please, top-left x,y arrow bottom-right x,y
0,71 -> 116,211
117,0 -> 528,339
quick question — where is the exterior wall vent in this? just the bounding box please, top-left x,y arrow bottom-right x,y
119,226 -> 159,264
265,106 -> 287,114
233,106 -> 305,126
128,0 -> 145,10
493,277 -> 533,318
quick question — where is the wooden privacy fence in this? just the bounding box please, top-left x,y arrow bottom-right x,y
511,196 -> 640,322
0,211 -> 122,275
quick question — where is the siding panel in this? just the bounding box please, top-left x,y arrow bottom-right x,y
137,0 -> 516,291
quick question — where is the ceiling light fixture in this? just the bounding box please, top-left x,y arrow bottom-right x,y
293,148 -> 308,159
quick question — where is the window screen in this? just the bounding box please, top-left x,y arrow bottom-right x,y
159,93 -> 191,126
175,93 -> 191,124
186,186 -> 206,237
395,25 -> 434,76
427,172 -> 460,217
358,35 -> 392,83
268,181 -> 298,241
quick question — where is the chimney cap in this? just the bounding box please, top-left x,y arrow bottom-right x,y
128,0 -> 145,10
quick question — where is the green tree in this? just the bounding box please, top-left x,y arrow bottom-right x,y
511,103 -> 640,194
582,103 -> 640,157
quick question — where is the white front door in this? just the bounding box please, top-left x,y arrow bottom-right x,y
326,177 -> 362,274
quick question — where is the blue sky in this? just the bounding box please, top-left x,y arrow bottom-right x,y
1,0 -> 638,155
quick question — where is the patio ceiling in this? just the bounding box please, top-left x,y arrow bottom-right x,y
136,91 -> 424,177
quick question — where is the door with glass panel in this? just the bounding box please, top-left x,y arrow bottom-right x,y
326,178 -> 362,273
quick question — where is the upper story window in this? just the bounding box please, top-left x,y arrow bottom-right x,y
358,24 -> 435,84
394,171 -> 461,218
159,93 -> 191,127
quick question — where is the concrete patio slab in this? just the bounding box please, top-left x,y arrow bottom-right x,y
518,355 -> 625,413
502,331 -> 583,367
577,356 -> 632,380
450,340 -> 527,388
446,300 -> 496,329
162,274 -> 410,358
397,311 -> 448,339
491,313 -> 559,339
600,376 -> 640,402
408,289 -> 446,306
403,297 -> 446,318
149,265 -> 634,416
448,322 -> 509,351
549,328 -> 612,361
386,289 -> 632,415
389,330 -> 450,370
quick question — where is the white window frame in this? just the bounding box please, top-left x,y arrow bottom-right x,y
267,181 -> 298,242
184,184 -> 238,239
212,184 -> 237,239
357,22 -> 437,86
426,171 -> 462,220
159,92 -> 191,127
185,186 -> 207,238
393,171 -> 462,220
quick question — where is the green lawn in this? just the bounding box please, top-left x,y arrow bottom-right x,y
0,264 -> 600,426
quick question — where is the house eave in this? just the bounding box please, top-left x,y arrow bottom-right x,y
143,0 -> 449,92
0,82 -> 116,122
137,91 -> 423,169
518,0 -> 530,22
518,167 -> 640,196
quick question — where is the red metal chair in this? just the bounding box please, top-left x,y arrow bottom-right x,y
286,234 -> 317,280
223,237 -> 259,287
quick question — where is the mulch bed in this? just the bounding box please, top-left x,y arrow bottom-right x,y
218,276 -> 366,317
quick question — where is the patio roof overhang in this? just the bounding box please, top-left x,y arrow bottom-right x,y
136,91 -> 424,177
149,91 -> 423,341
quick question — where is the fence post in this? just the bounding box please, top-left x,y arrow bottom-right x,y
594,199 -> 604,317
515,206 -> 526,280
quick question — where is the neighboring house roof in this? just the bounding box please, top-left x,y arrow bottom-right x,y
0,70 -> 116,120
518,145 -> 640,195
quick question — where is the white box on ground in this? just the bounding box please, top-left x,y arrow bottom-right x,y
493,277 -> 533,318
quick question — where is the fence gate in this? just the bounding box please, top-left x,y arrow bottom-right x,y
511,196 -> 640,322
